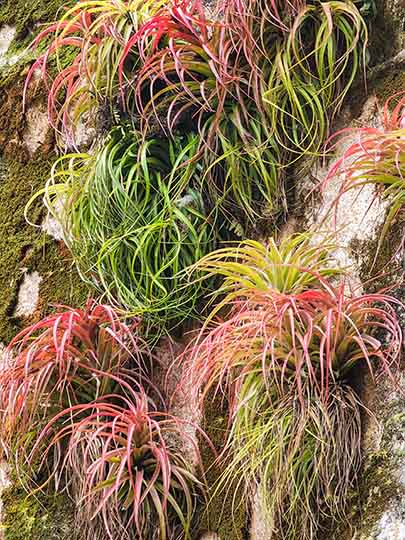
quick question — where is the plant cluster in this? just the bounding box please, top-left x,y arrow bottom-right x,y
10,0 -> 405,539
186,233 -> 402,539
2,236 -> 402,539
323,91 -> 405,255
0,301 -> 202,540
23,0 -> 369,330
30,128 -> 218,327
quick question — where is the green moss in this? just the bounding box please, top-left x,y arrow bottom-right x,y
343,394 -> 405,540
195,393 -> 248,540
349,211 -> 404,293
327,411 -> 404,540
0,0 -> 71,49
0,8 -> 89,346
0,154 -> 88,344
2,465 -> 75,540
346,8 -> 405,118
345,66 -> 405,121
372,68 -> 405,105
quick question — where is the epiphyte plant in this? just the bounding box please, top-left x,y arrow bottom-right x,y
323,92 -> 405,255
0,301 -> 205,540
27,127 -> 218,331
30,392 -> 203,540
23,0 -> 219,146
263,1 -> 368,158
0,300 -> 150,456
186,233 -> 402,539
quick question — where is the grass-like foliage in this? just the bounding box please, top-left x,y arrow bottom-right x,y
201,103 -> 284,223
23,0 -> 170,145
263,1 -> 367,157
187,234 -> 402,539
193,232 -> 340,300
31,392 -> 202,540
29,127 -> 217,330
0,301 -> 149,455
324,92 -> 405,253
228,382 -> 363,540
23,0 -> 369,232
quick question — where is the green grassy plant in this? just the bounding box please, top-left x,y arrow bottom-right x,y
192,232 -> 340,300
263,1 -> 367,158
201,103 -> 284,224
27,127 -> 218,331
226,382 -> 362,540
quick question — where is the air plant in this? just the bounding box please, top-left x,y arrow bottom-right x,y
186,234 -> 402,539
263,1 -> 367,158
191,283 -> 402,403
226,381 -> 363,540
201,103 -> 284,225
27,127 -> 218,329
23,0 -> 169,145
0,301 -> 150,456
133,39 -> 221,135
130,3 -> 235,137
247,0 -> 306,35
31,392 -> 203,540
23,0 -> 227,144
323,92 -> 405,254
192,232 -> 340,300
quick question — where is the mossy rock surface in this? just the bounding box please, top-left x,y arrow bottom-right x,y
2,477 -> 75,540
196,392 -> 249,540
0,154 -> 88,344
0,1 -> 89,537
0,0 -> 74,48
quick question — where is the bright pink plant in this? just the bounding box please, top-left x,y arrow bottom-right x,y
188,279 -> 402,414
323,93 -> 405,251
32,391 -> 203,540
0,300 -> 150,454
184,238 -> 403,539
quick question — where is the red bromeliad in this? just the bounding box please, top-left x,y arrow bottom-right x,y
189,282 -> 402,411
184,235 -> 403,539
0,300 -> 150,455
23,0 -> 172,144
31,391 -> 203,540
323,92 -> 405,254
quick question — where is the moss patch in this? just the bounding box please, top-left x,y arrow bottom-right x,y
0,154 -> 88,344
0,0 -> 71,48
2,465 -> 75,540
195,392 -> 248,540
371,68 -> 405,105
333,387 -> 405,540
349,210 -> 404,293
347,55 -> 405,119
0,3 -> 89,345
